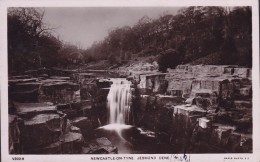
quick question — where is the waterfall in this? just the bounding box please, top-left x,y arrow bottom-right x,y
107,78 -> 131,124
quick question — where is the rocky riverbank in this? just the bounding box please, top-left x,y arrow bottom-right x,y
130,65 -> 252,153
8,64 -> 252,154
8,68 -> 117,154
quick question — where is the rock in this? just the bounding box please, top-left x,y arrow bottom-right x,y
239,87 -> 252,98
10,82 -> 42,93
9,78 -> 38,85
9,115 -> 24,154
198,117 -> 211,129
51,68 -> 77,77
50,76 -> 71,81
25,132 -> 83,154
167,78 -> 193,98
97,79 -> 113,89
39,82 -> 80,104
167,89 -> 183,97
194,96 -> 211,110
173,105 -> 206,116
137,88 -> 153,95
227,133 -> 241,151
14,102 -> 57,118
156,79 -> 168,94
22,113 -> 64,149
139,73 -> 166,93
156,95 -> 184,107
171,105 -> 206,139
233,68 -> 250,78
80,83 -> 98,100
59,132 -> 84,153
209,124 -> 235,146
71,117 -> 97,138
139,95 -> 183,112
56,101 -> 92,118
234,117 -> 252,133
240,134 -> 252,152
9,89 -> 40,103
25,68 -> 51,77
220,80 -> 234,98
191,79 -> 221,94
9,75 -> 31,79
83,137 -> 117,154
77,73 -> 96,84
25,140 -> 62,154
70,126 -> 81,133
139,95 -> 149,111
234,100 -> 252,110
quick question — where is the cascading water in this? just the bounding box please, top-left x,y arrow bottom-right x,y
97,78 -> 133,153
107,78 -> 132,124
97,78 -> 170,153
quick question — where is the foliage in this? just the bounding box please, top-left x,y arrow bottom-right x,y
8,8 -> 63,73
8,7 -> 252,74
83,6 -> 252,70
8,8 -> 86,74
158,49 -> 181,72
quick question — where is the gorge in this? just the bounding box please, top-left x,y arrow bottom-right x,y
8,64 -> 252,154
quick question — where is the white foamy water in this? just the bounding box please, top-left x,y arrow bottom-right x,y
107,78 -> 132,124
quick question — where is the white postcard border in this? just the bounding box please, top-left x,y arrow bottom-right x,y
1,0 -> 259,162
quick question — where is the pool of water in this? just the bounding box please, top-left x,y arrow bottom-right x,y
95,124 -> 178,154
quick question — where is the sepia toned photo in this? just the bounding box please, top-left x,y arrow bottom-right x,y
0,0 -> 258,161
7,6 -> 254,155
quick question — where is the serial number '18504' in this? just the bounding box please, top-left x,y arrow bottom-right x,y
12,157 -> 24,160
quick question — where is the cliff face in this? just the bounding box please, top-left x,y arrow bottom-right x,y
132,65 -> 252,153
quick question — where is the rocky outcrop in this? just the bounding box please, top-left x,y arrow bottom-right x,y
25,132 -> 84,154
8,68 -> 119,154
138,73 -> 167,94
38,82 -> 80,104
82,137 -> 117,154
71,117 -> 98,139
134,94 -> 184,133
132,65 -> 252,153
8,64 -> 252,154
9,102 -> 85,154
22,113 -> 64,149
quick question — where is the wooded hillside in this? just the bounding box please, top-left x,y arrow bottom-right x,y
8,7 -> 252,74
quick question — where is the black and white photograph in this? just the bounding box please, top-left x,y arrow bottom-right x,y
1,0 -> 260,162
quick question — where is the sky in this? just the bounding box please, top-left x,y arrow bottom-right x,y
43,7 -> 181,49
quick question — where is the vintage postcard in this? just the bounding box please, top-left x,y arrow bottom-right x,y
1,0 -> 259,162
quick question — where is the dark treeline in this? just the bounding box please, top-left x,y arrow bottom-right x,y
8,7 -> 252,74
85,6 -> 252,72
8,8 -> 84,74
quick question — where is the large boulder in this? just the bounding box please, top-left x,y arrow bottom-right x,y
80,83 -> 98,100
209,124 -> 236,146
194,96 -> 211,110
71,117 -> 98,138
9,81 -> 41,102
38,82 -> 80,104
22,113 -> 64,149
139,73 -> 166,93
56,100 -> 92,119
24,132 -> 84,154
14,102 -> 57,118
82,137 -> 117,154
